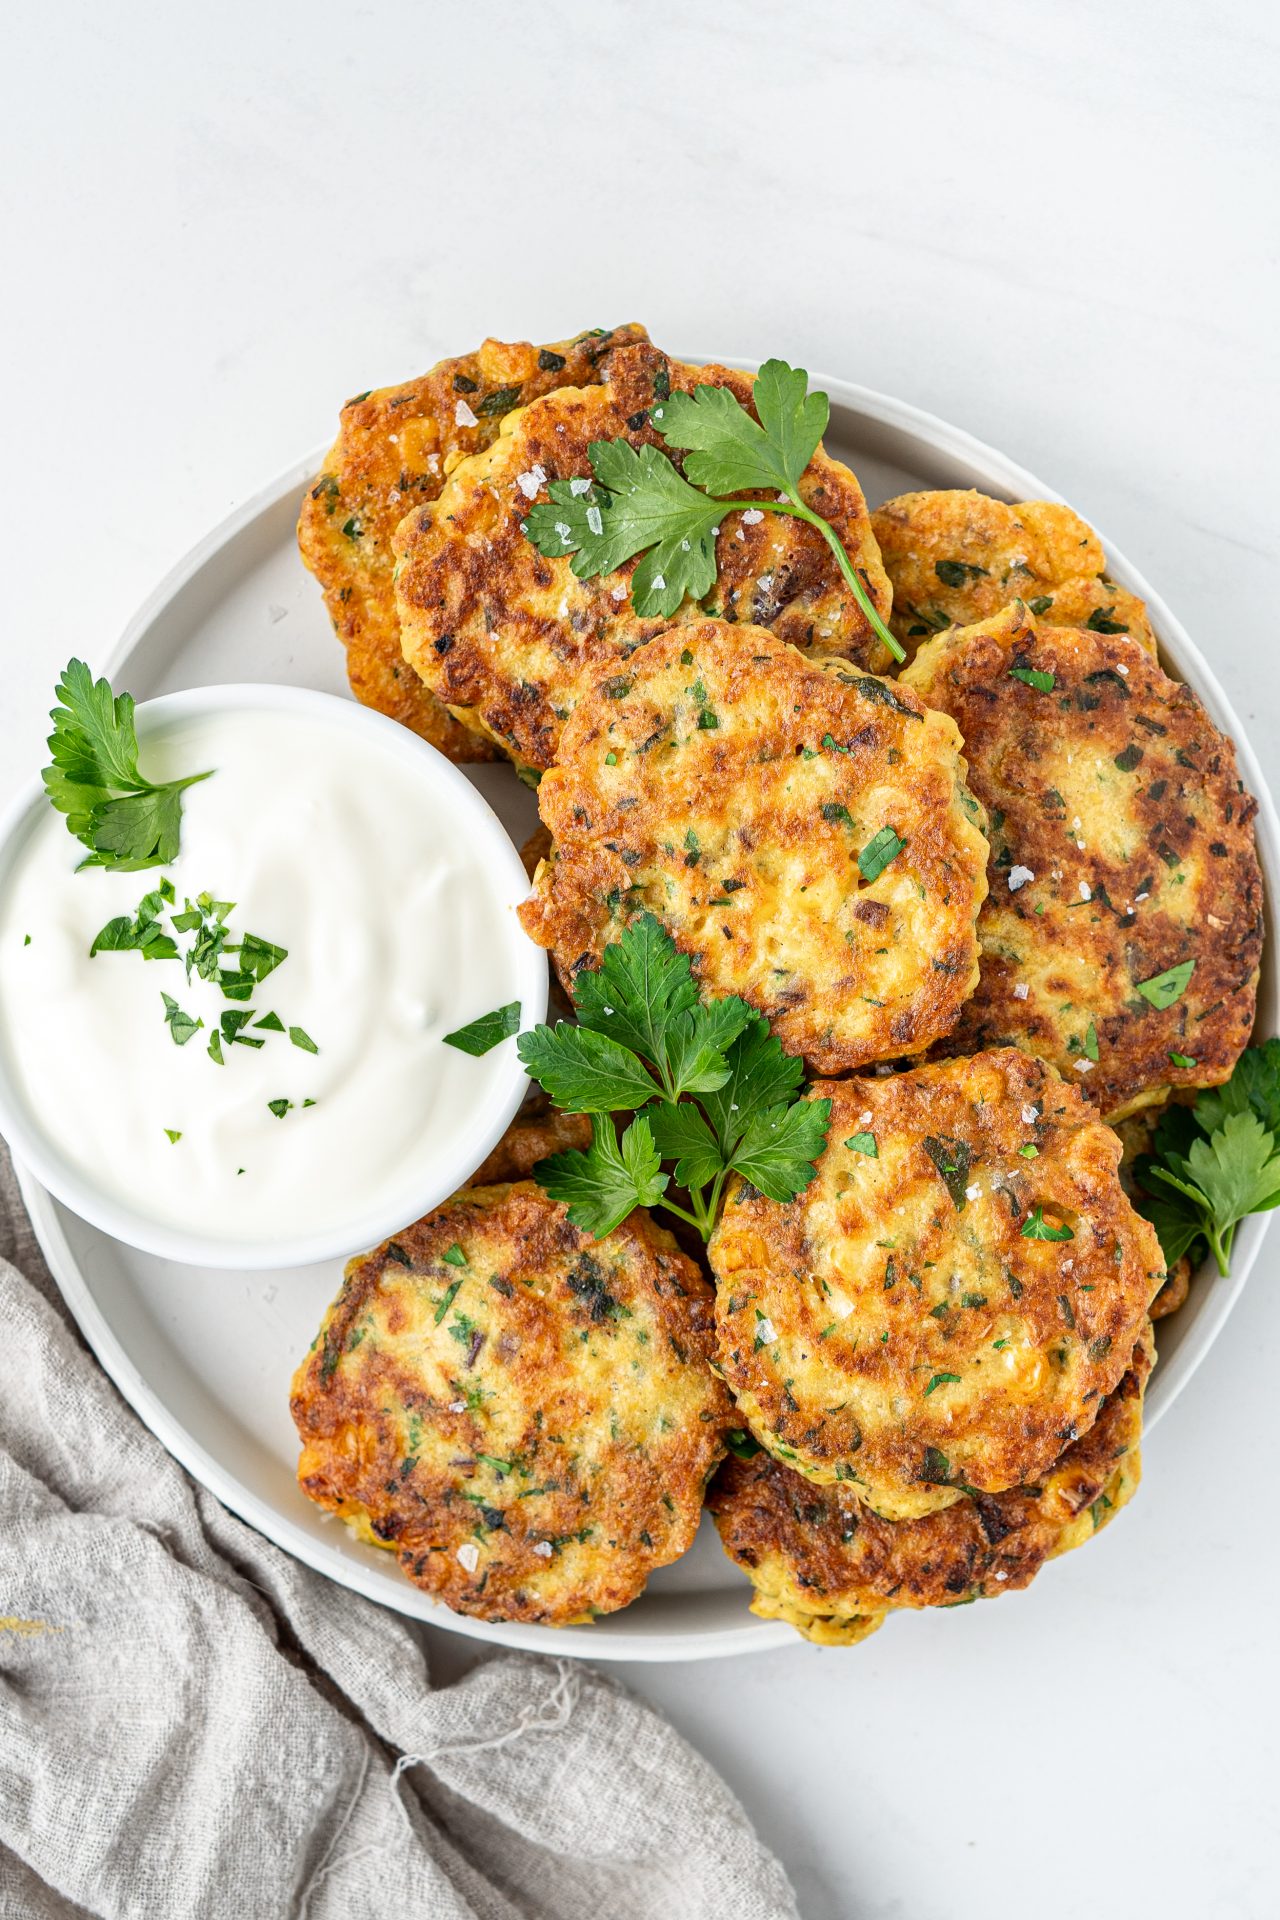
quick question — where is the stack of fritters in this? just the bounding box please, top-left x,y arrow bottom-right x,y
298,324 -> 650,757
706,1051 -> 1163,1640
391,342 -> 893,771
295,344 -> 1263,1636
709,1324 -> 1152,1646
712,1053 -> 1162,1514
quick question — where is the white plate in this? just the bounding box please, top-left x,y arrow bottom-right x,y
15,370 -> 1280,1660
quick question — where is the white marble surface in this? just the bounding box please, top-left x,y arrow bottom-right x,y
4,4 -> 1279,1915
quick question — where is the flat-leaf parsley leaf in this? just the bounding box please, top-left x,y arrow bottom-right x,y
1134,959 -> 1196,1009
858,826 -> 905,884
522,361 -> 904,659
1021,1207 -> 1075,1242
160,992 -> 203,1046
535,1113 -> 669,1239
1133,1050 -> 1280,1276
516,1022 -> 662,1114
518,917 -> 830,1240
1008,666 -> 1055,693
524,445 -> 721,620
730,1097 -> 831,1205
442,1001 -> 521,1056
657,357 -> 827,497
42,659 -> 212,870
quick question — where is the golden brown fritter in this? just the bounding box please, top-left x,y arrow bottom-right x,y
519,622 -> 989,1075
710,1052 -> 1165,1519
298,325 -> 650,759
393,343 -> 894,771
871,490 -> 1158,662
902,604 -> 1263,1121
292,1181 -> 731,1625
708,1323 -> 1151,1644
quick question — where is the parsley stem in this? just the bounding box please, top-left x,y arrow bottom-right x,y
704,1165 -> 730,1229
753,497 -> 905,664
656,1196 -> 708,1235
657,1166 -> 731,1245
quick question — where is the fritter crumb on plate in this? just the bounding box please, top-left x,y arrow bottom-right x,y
708,1322 -> 1152,1645
902,603 -> 1263,1121
520,620 -> 989,1074
393,343 -> 892,771
710,1051 -> 1164,1519
871,489 -> 1158,662
291,1178 -> 730,1625
297,324 -> 650,759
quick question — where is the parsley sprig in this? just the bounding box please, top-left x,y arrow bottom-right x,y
1134,1040 -> 1280,1276
516,915 -> 831,1240
522,359 -> 904,662
42,660 -> 212,870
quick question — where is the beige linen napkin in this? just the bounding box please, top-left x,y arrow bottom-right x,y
0,1147 -> 798,1920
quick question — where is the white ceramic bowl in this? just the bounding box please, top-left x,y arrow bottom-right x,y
0,683 -> 547,1270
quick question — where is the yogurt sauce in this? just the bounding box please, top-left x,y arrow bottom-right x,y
0,700 -> 539,1249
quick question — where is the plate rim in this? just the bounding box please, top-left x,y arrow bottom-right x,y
15,367 -> 1278,1660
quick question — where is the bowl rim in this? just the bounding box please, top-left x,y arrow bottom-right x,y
0,681 -> 548,1270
